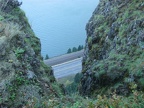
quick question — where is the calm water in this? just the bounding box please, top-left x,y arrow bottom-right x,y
20,0 -> 99,57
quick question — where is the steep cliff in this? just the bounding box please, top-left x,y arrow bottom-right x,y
0,0 -> 63,107
80,0 -> 144,96
1,0 -> 144,107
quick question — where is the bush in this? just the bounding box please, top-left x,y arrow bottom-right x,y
87,91 -> 144,108
0,0 -> 22,12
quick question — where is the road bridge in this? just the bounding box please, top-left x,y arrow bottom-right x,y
44,50 -> 84,78
44,50 -> 84,66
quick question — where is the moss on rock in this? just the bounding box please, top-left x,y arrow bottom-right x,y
80,0 -> 144,96
0,0 -> 63,107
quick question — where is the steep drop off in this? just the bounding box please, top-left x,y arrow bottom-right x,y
1,0 -> 144,107
80,0 -> 144,96
0,0 -> 63,107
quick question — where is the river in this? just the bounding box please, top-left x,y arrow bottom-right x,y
20,0 -> 99,57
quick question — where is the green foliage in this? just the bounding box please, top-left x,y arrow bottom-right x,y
58,74 -> 75,85
74,73 -> 82,83
40,61 -> 52,76
58,73 -> 82,94
88,37 -> 92,45
72,47 -> 77,52
138,78 -> 144,88
71,101 -> 82,108
6,71 -> 28,101
93,14 -> 105,26
67,48 -> 72,53
15,72 -> 28,86
15,47 -> 25,55
88,91 -> 144,108
78,45 -> 83,51
118,24 -> 128,38
51,82 -> 63,96
0,15 -> 4,21
41,93 -> 89,108
66,45 -> 83,54
66,82 -> 78,94
14,47 -> 25,58
0,0 -> 22,13
0,0 -> 144,107
45,54 -> 49,60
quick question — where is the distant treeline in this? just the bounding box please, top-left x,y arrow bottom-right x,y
67,45 -> 84,54
45,45 -> 84,60
45,54 -> 49,60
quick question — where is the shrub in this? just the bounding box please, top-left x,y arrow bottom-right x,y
0,0 -> 22,12
88,91 -> 144,108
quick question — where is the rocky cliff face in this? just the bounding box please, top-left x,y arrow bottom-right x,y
80,0 -> 144,96
0,0 -> 62,107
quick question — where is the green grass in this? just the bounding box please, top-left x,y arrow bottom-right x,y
57,74 -> 76,85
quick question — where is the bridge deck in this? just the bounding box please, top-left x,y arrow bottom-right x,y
44,50 -> 84,66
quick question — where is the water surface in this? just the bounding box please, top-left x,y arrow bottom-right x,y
20,0 -> 99,57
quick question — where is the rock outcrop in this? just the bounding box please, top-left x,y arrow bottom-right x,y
80,0 -> 144,96
0,0 -> 62,107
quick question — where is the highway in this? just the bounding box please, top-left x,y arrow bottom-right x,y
44,50 -> 84,66
52,57 -> 82,78
44,50 -> 84,78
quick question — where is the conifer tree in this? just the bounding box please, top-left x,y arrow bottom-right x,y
45,54 -> 49,60
72,47 -> 77,52
67,48 -> 72,53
